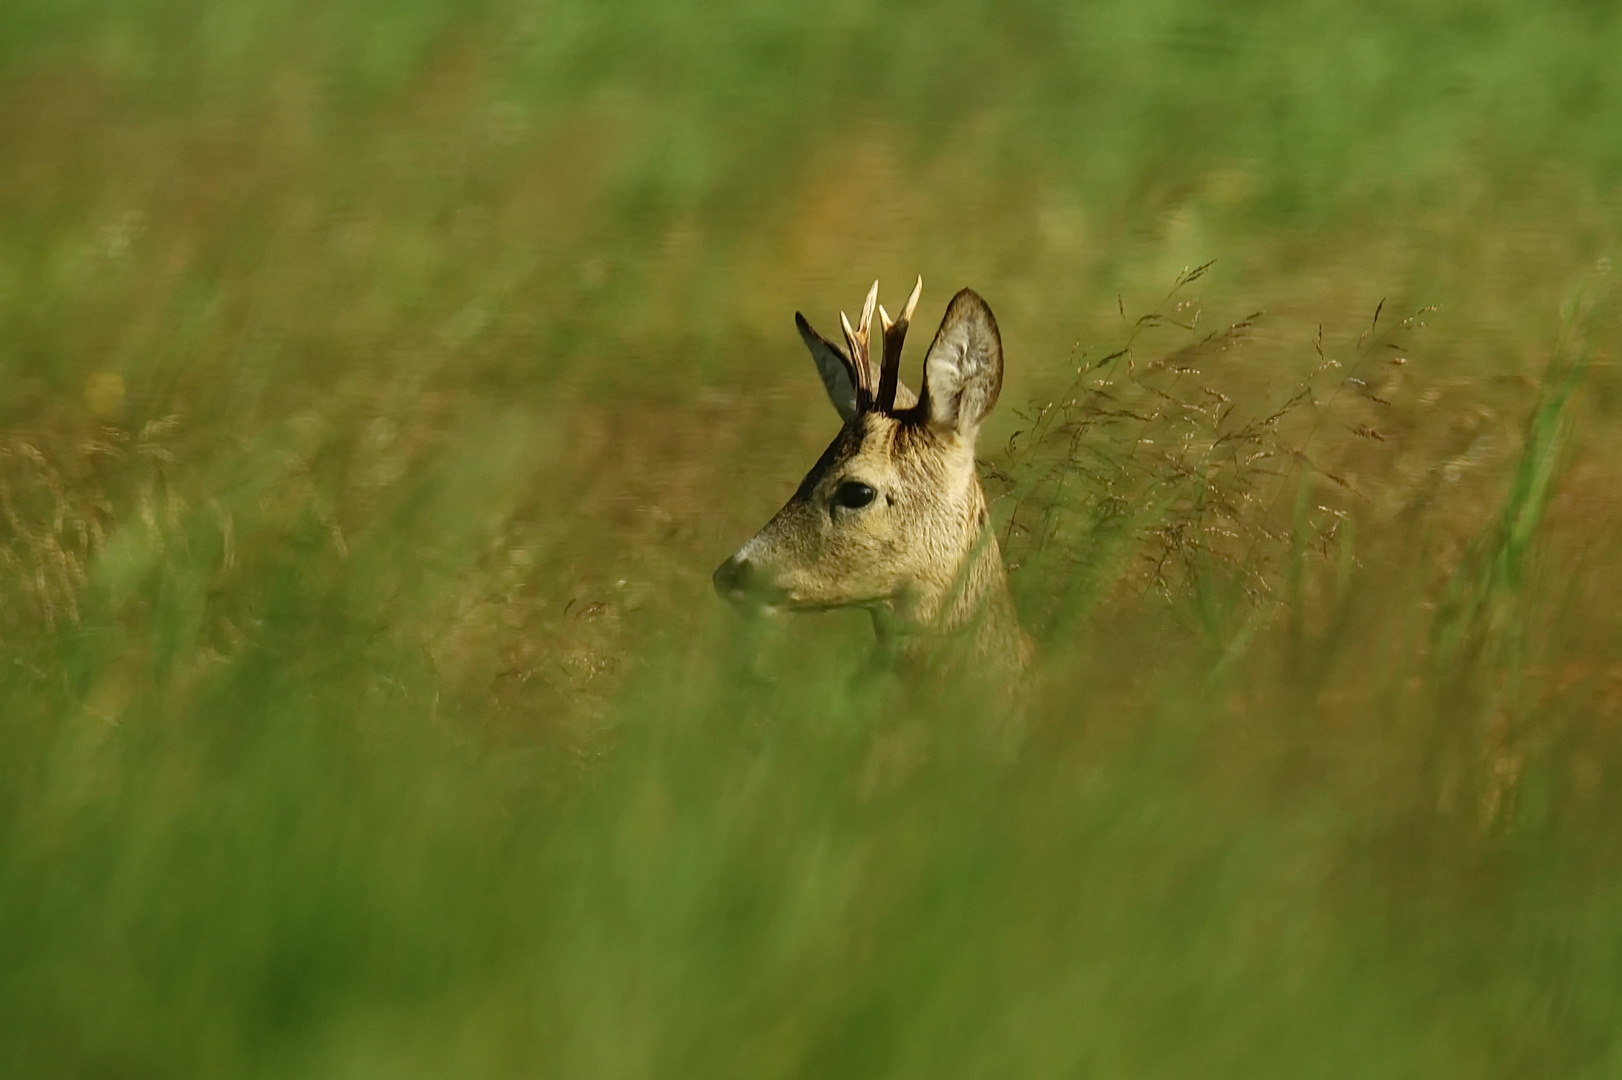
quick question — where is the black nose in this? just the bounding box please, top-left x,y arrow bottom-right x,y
713,555 -> 752,598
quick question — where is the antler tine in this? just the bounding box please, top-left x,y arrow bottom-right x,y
839,280 -> 881,412
839,309 -> 872,411
876,275 -> 921,412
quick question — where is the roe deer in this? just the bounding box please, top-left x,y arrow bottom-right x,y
714,280 -> 1030,678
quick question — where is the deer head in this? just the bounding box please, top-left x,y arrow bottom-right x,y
714,280 -> 1018,658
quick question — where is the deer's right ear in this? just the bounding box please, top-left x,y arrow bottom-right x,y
920,289 -> 1003,439
796,312 -> 860,422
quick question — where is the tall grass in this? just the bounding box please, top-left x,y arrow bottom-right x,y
2,1 -> 1622,1077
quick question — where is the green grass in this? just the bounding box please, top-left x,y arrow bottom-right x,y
3,2 -> 1622,1077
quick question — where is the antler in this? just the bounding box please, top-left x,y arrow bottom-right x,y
839,280 -> 880,413
876,276 -> 921,413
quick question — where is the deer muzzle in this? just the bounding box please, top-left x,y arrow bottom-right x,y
712,551 -> 789,612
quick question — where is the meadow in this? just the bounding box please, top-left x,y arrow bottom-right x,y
2,1 -> 1622,1076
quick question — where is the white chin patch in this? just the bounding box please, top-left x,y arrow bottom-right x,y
724,592 -> 781,617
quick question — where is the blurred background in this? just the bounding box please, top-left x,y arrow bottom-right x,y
2,2 -> 1621,1076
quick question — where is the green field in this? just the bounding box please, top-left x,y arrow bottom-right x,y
3,2 -> 1622,1076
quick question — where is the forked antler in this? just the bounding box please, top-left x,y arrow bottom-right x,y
798,278 -> 923,417
839,280 -> 880,413
876,276 -> 922,413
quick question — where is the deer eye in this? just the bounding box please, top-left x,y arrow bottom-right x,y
832,480 -> 876,510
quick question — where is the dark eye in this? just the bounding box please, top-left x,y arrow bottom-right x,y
832,480 -> 876,510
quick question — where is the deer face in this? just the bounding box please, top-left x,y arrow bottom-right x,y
715,283 -> 1003,626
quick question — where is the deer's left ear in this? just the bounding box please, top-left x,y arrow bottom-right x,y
796,312 -> 861,422
920,289 -> 1003,439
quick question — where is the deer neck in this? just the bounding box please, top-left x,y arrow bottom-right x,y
869,496 -> 1028,674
